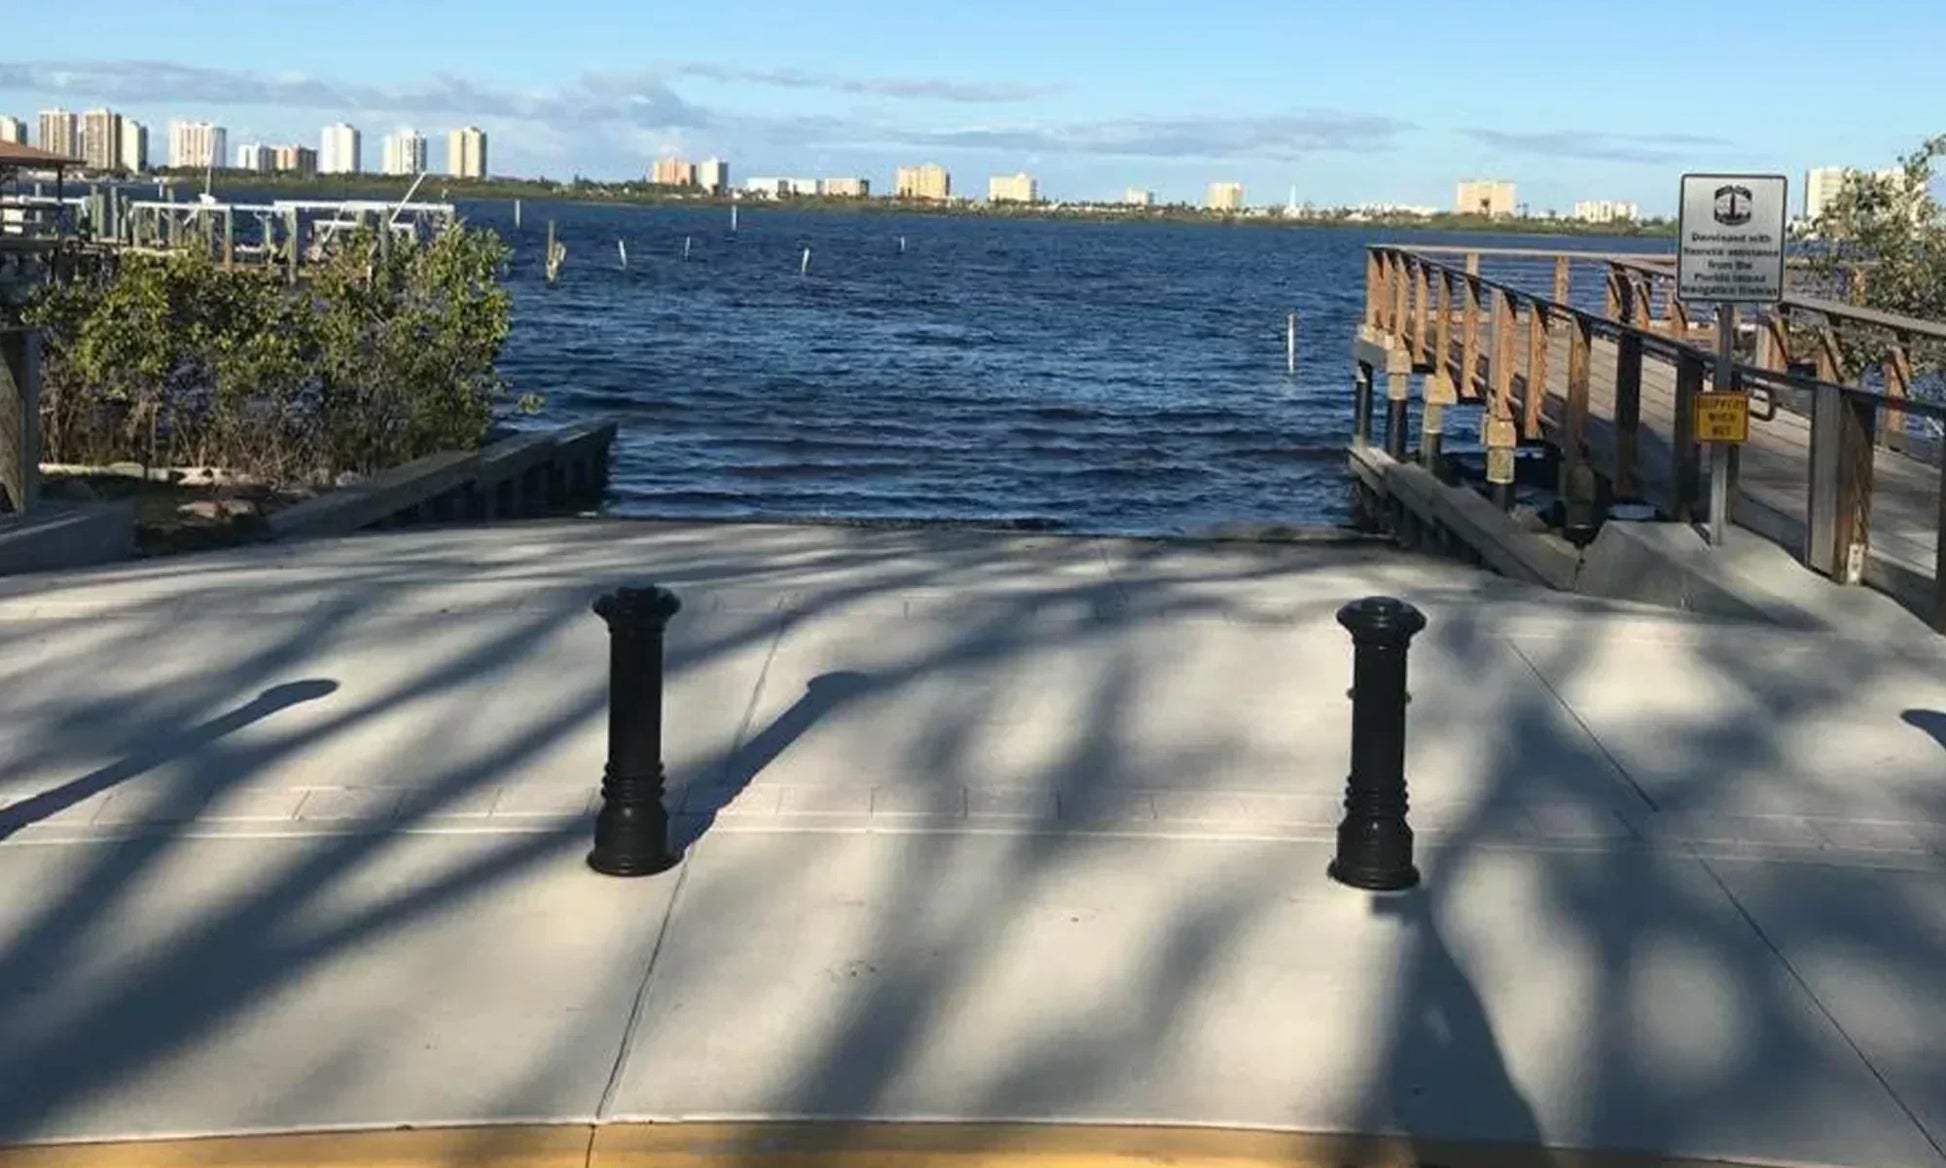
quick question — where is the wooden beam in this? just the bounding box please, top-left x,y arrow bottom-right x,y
1459,277 -> 1481,398
1553,255 -> 1570,304
1806,386 -> 1878,585
1755,309 -> 1789,371
1883,333 -> 1912,451
1365,250 -> 1381,326
1672,351 -> 1704,521
1604,265 -> 1623,320
1669,297 -> 1689,343
1614,329 -> 1644,498
1391,253 -> 1409,337
1434,272 -> 1453,382
1465,252 -> 1480,277
1566,314 -> 1592,456
1523,303 -> 1549,440
1815,323 -> 1844,383
1413,259 -> 1431,365
1491,289 -> 1515,421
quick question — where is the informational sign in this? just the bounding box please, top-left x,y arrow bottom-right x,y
1693,392 -> 1751,443
1678,174 -> 1788,303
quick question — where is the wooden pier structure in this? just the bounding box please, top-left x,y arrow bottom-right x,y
1349,245 -> 1946,631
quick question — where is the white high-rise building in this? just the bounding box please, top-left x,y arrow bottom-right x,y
1125,188 -> 1154,207
383,129 -> 427,176
119,119 -> 148,173
447,126 -> 487,178
169,121 -> 227,170
1456,179 -> 1518,218
37,109 -> 77,158
1572,200 -> 1638,224
79,108 -> 122,171
0,116 -> 24,144
988,172 -> 1039,203
697,157 -> 730,194
235,143 -> 274,173
320,123 -> 362,174
1207,182 -> 1245,211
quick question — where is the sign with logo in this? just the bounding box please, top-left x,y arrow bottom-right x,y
1678,174 -> 1788,303
1693,392 -> 1751,443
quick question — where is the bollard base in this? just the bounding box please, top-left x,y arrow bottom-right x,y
1327,857 -> 1421,893
587,766 -> 682,878
587,848 -> 682,878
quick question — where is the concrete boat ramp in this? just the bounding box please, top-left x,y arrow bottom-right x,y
0,520 -> 1942,1168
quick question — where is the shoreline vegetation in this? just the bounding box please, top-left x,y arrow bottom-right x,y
149,169 -> 1678,239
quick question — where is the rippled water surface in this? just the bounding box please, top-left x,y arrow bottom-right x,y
475,202 -> 1652,534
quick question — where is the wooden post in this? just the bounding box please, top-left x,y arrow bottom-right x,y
1614,330 -> 1644,498
1365,251 -> 1383,327
286,208 -> 301,284
1672,352 -> 1705,521
0,328 -> 42,514
1465,252 -> 1480,278
1433,273 -> 1453,382
1755,310 -> 1788,371
1669,298 -> 1689,343
1808,385 -> 1877,584
1386,362 -> 1411,462
222,209 -> 235,270
1391,254 -> 1409,338
1353,362 -> 1375,447
1459,277 -> 1480,398
1883,333 -> 1912,451
1604,266 -> 1623,320
1814,324 -> 1844,383
1553,255 -> 1571,305
1413,262 -> 1431,366
1566,315 -> 1592,456
1524,304 -> 1549,440
1491,289 -> 1515,422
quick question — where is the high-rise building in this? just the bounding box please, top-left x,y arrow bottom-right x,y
169,121 -> 227,170
79,108 -> 122,171
744,177 -> 788,198
1124,189 -> 1155,207
235,143 -> 274,173
382,129 -> 427,176
274,144 -> 318,175
988,172 -> 1039,203
651,157 -> 698,186
821,176 -> 869,198
0,116 -> 24,144
697,157 -> 730,194
37,109 -> 78,159
1207,182 -> 1245,211
119,119 -> 148,173
320,123 -> 362,174
894,164 -> 951,200
1455,179 -> 1517,218
1572,200 -> 1638,224
447,126 -> 488,178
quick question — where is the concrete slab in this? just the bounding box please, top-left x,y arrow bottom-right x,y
609,830 -> 1942,1168
1708,859 -> 1946,1153
0,831 -> 672,1143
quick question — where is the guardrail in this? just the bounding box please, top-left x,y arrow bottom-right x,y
1359,244 -> 1945,630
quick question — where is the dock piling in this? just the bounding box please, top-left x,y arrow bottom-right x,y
588,585 -> 684,877
1330,597 -> 1426,893
1287,312 -> 1298,376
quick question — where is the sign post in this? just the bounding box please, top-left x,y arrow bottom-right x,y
1678,173 -> 1787,546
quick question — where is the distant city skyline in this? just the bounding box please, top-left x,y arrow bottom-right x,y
2,0 -> 1938,211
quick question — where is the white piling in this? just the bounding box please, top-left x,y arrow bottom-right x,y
899,236 -> 907,254
684,236 -> 693,261
514,199 -> 522,229
800,247 -> 811,276
618,239 -> 628,268
731,204 -> 739,232
1286,311 -> 1298,375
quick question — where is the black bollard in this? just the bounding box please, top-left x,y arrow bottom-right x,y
588,584 -> 684,877
1329,596 -> 1427,892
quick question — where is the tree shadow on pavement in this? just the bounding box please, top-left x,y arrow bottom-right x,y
0,680 -> 339,840
1904,708 -> 1946,751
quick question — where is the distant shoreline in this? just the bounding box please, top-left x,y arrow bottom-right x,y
146,169 -> 1676,240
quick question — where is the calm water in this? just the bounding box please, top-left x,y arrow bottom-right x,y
468,202 -> 1663,535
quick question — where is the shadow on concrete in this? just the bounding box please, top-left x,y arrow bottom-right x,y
673,669 -> 875,850
1904,708 -> 1946,752
0,679 -> 339,840
0,523 -> 1941,1164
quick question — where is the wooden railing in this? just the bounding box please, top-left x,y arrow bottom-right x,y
1358,244 -> 1946,630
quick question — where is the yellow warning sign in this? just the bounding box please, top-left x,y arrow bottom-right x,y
1694,392 -> 1750,444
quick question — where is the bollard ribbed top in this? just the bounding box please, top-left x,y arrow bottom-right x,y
1336,596 -> 1427,640
593,584 -> 683,628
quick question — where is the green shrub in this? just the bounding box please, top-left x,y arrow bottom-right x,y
24,222 -> 520,483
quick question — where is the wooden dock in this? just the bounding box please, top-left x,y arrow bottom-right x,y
1348,245 -> 1946,631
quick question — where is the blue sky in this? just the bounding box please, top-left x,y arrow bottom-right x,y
3,0 -> 1941,212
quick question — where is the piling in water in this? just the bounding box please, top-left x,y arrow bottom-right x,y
800,247 -> 811,276
1287,312 -> 1298,376
683,236 -> 693,261
618,239 -> 628,268
545,220 -> 565,285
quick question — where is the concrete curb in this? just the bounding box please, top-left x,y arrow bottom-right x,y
0,1122 -> 1795,1168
